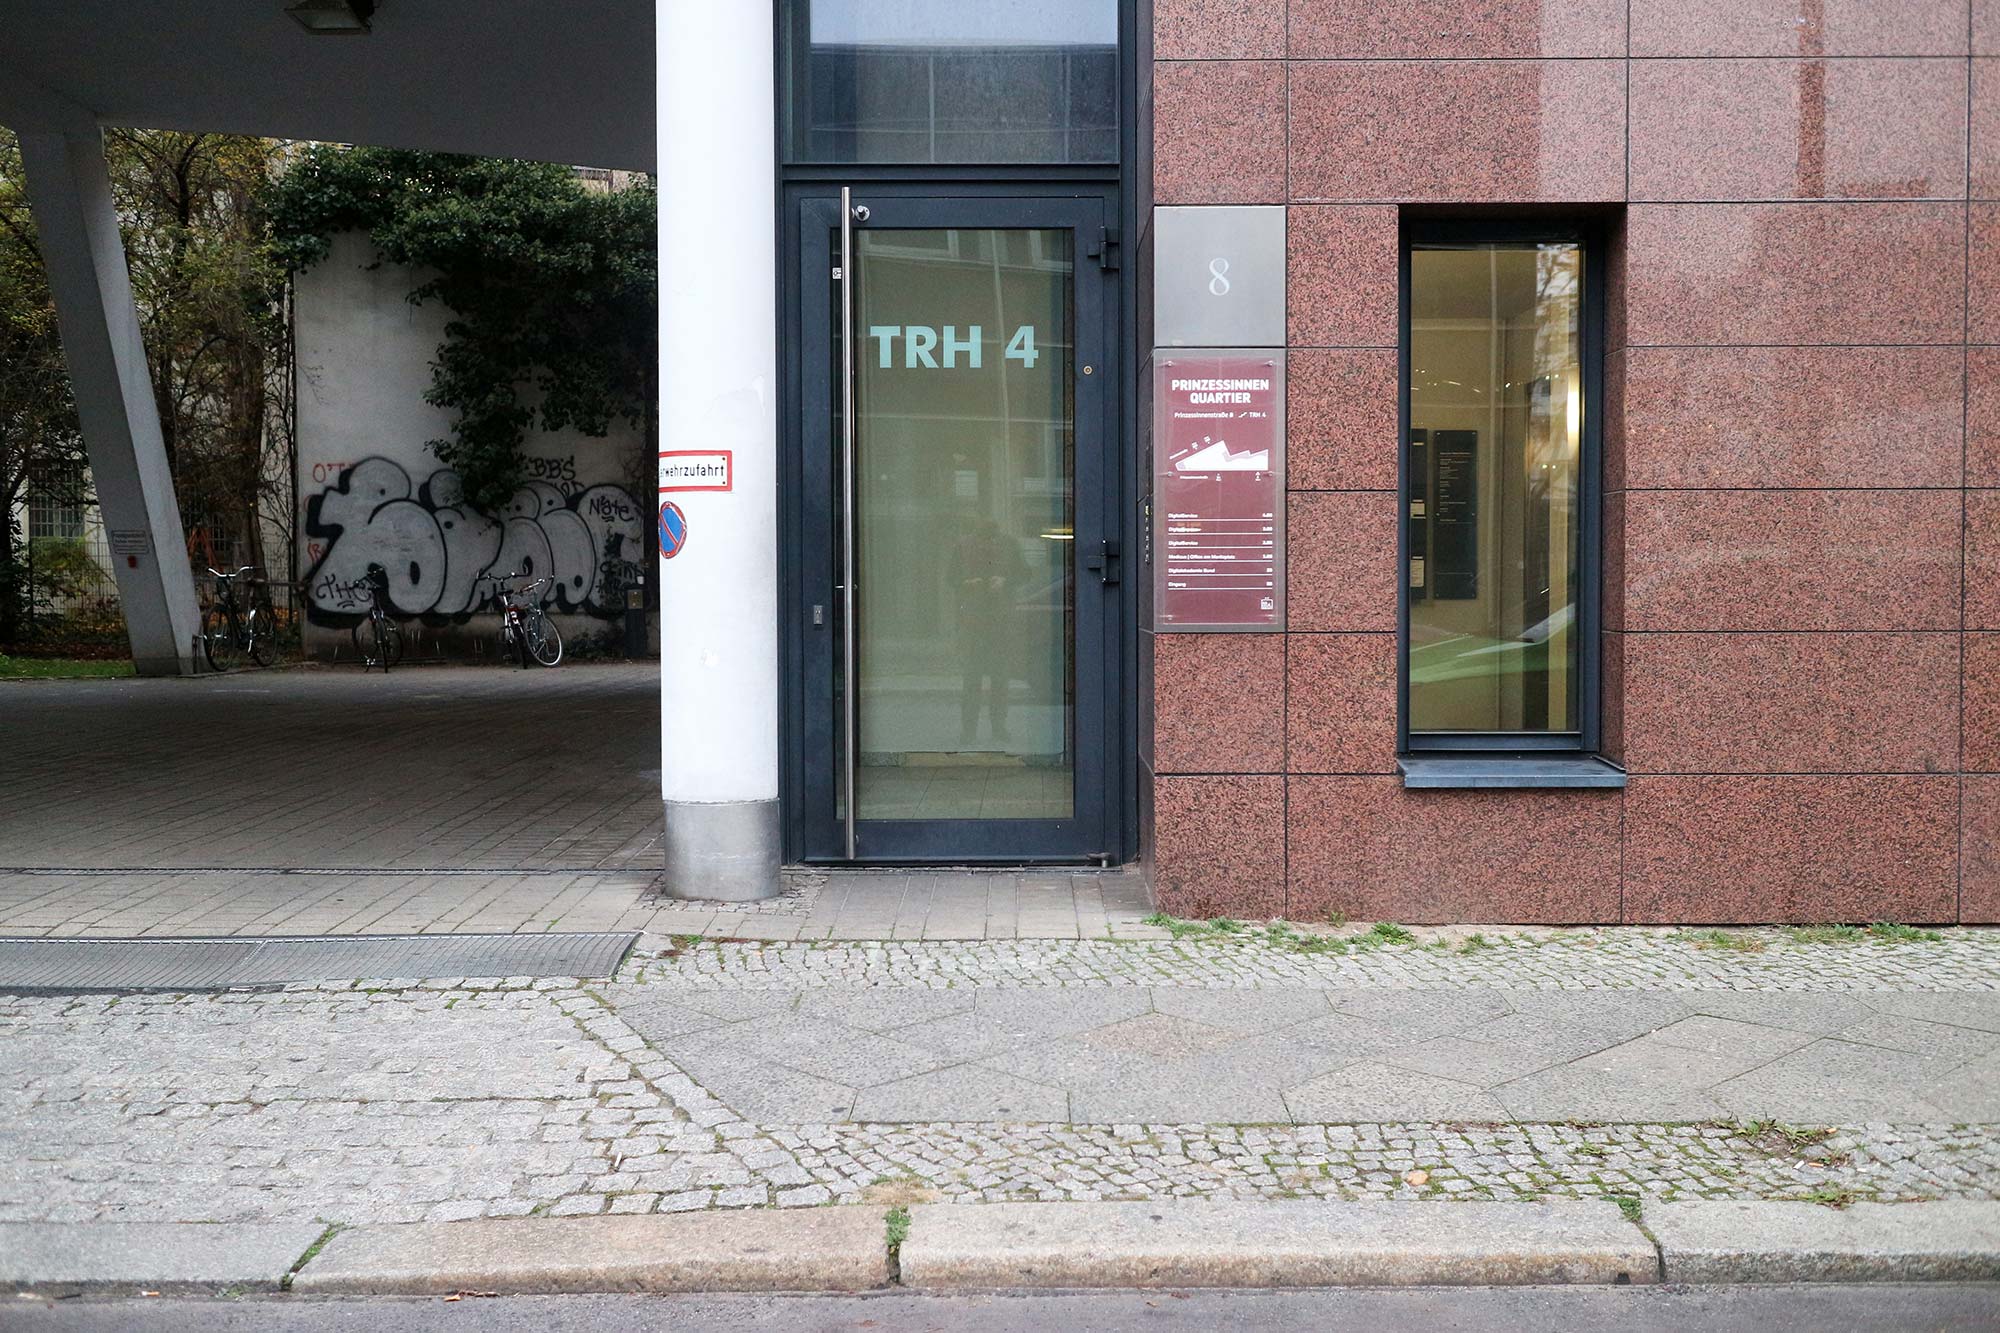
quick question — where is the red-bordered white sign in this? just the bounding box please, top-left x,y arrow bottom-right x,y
658,450 -> 733,493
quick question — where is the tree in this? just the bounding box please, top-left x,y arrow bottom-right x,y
265,147 -> 657,513
103,129 -> 289,577
0,127 -> 291,646
0,129 -> 87,643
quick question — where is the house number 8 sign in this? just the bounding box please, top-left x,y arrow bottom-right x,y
1153,206 -> 1286,349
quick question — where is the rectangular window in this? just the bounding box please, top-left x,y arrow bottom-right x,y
27,463 -> 87,542
1402,228 -> 1601,758
782,0 -> 1119,165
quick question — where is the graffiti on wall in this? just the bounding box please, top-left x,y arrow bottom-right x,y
303,456 -> 646,623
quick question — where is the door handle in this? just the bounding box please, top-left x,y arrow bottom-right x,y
1085,540 -> 1121,586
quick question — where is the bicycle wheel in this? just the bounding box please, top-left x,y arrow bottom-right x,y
202,605 -> 243,671
351,616 -> 393,670
245,605 -> 272,667
382,619 -> 406,668
525,612 -> 563,667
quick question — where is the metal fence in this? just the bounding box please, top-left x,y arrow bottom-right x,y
8,502 -> 303,661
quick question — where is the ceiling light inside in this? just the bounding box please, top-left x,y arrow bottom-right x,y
286,0 -> 375,34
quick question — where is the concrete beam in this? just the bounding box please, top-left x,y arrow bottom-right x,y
17,126 -> 199,675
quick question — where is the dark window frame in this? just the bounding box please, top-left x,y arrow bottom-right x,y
1396,217 -> 1607,759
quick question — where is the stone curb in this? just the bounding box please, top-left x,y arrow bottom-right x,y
898,1201 -> 1656,1289
0,1221 -> 328,1296
16,1202 -> 2000,1297
1650,1200 -> 2000,1283
288,1210 -> 892,1294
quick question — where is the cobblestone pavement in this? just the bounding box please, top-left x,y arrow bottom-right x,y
2,933 -> 1997,1226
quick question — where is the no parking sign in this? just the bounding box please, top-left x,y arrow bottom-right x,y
658,501 -> 688,559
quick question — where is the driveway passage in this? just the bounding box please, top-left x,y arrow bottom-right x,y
3,930 -> 1996,1227
0,665 -> 662,873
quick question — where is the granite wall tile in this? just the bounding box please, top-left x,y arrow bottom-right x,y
1287,490 -> 1398,632
1621,489 -> 1962,631
1604,349 -> 1628,493
1618,345 -> 1965,489
1623,775 -> 1960,923
1968,493 -> 2000,631
1601,628 -> 1627,768
1154,633 -> 1287,774
1287,348 -> 1398,489
1154,60 -> 1287,204
1975,60 -> 2000,198
1153,774 -> 1287,918
1602,488 -> 1626,634
1624,202 -> 1965,346
1288,205 -> 1400,347
1962,775 -> 2000,921
1288,0 -> 1625,59
1286,633 -> 1397,774
1288,59 -> 1627,203
1972,348 -> 2000,486
1622,631 -> 1961,774
1287,776 -> 1624,924
1974,203 -> 2000,343
1631,58 -> 1967,202
1635,0 -> 1968,56
1966,632 -> 2000,772
1155,0 -> 1286,60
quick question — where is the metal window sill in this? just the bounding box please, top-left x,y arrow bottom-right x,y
1397,754 -> 1628,790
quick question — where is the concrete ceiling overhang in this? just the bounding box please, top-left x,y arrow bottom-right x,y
0,0 -> 655,170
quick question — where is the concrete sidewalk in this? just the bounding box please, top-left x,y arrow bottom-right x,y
5,1200 -> 1998,1297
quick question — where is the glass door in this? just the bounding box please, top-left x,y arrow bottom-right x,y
796,192 -> 1114,861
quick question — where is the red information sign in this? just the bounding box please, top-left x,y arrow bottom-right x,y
1153,354 -> 1284,630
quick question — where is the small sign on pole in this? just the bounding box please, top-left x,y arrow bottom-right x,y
658,501 -> 688,559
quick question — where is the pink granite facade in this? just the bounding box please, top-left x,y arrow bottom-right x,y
1146,1 -> 1994,923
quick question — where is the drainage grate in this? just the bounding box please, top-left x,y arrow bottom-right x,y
0,933 -> 637,993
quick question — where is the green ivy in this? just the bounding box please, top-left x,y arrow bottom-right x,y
264,147 -> 656,512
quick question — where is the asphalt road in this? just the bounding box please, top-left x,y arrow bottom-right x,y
8,1286 -> 1999,1332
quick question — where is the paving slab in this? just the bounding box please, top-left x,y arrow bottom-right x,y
898,1201 -> 1656,1288
0,1221 -> 326,1295
1650,1201 -> 2000,1283
291,1211 -> 891,1294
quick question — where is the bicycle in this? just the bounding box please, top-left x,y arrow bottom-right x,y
200,565 -> 273,671
496,570 -> 563,668
351,564 -> 405,671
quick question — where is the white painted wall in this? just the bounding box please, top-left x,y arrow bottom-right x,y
294,232 -> 654,661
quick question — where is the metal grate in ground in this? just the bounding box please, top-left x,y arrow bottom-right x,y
0,932 -> 637,992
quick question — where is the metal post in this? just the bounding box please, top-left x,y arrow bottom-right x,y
839,186 -> 858,861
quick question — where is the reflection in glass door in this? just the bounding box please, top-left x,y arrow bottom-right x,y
849,224 -> 1076,825
799,193 -> 1112,862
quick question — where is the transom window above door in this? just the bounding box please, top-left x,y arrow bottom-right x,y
782,0 -> 1120,165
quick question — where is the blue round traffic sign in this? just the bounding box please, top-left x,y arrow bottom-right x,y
658,501 -> 688,559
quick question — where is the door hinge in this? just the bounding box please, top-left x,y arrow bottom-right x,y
1085,539 -> 1122,586
1088,227 -> 1122,271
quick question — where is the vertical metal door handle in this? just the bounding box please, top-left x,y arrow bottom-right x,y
838,188 -> 859,860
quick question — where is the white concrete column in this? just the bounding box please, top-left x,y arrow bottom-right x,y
655,0 -> 781,898
19,128 -> 199,676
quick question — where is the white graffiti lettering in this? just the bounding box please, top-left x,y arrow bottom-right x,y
302,457 -> 645,624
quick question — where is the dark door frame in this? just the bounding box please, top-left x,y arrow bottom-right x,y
769,0 -> 1145,868
780,185 -> 1126,864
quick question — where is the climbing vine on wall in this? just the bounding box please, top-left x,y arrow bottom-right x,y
266,148 -> 657,513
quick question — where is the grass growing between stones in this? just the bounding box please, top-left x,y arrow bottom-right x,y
1140,913 -> 1425,956
1680,929 -> 1768,954
1785,921 -> 1942,945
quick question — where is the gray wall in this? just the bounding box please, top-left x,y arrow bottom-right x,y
294,232 -> 654,661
